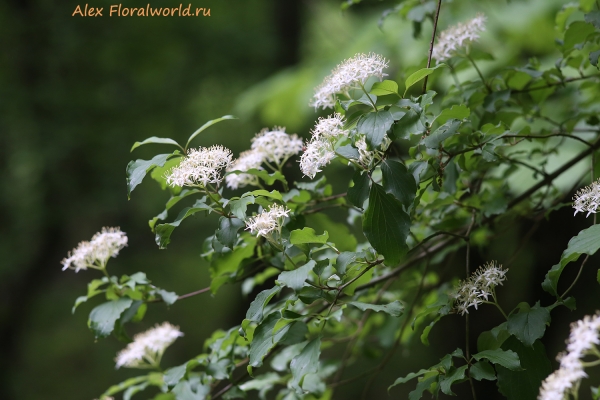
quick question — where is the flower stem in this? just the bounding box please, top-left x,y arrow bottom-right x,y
358,82 -> 378,111
466,54 -> 491,92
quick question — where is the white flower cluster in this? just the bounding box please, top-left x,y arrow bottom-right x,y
166,145 -> 233,188
355,135 -> 391,169
300,114 -> 349,178
310,53 -> 389,110
225,149 -> 264,190
251,127 -> 303,167
432,13 -> 486,62
539,313 -> 600,400
245,204 -> 290,239
451,261 -> 507,315
115,322 -> 183,369
573,178 -> 600,217
62,227 -> 128,272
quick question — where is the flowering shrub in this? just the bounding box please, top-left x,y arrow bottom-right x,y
62,1 -> 600,399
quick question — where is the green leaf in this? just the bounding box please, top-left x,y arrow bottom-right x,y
585,11 -> 600,29
542,224 -> 600,296
149,189 -> 202,231
72,296 -> 88,314
357,110 -> 395,148
246,286 -> 282,323
563,21 -> 596,55
423,119 -> 461,149
290,337 -> 321,392
435,105 -> 470,125
336,144 -> 360,160
590,49 -> 600,68
440,365 -> 467,396
229,196 -> 255,220
381,160 -> 417,208
230,168 -> 286,186
126,153 -> 179,198
477,323 -> 511,351
249,313 -> 295,368
185,115 -> 237,150
389,369 -> 430,392
157,289 -> 178,306
130,137 -> 183,152
347,300 -> 404,317
473,348 -> 522,371
88,298 -> 133,339
363,184 -> 411,265
347,170 -> 370,208
507,302 -> 551,347
278,261 -> 316,292
289,228 -> 328,245
335,251 -> 365,275
370,80 -> 399,96
404,64 -> 446,95
216,217 -> 245,249
155,199 -> 214,249
496,337 -> 552,400
248,189 -> 283,201
470,360 -> 496,381
101,376 -> 149,397
163,363 -> 187,387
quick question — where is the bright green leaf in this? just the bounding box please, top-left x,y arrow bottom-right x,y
404,64 -> 446,95
435,104 -> 470,125
278,261 -> 316,291
185,115 -> 237,150
370,80 -> 399,96
290,337 -> 321,392
130,137 -> 183,152
289,228 -> 328,245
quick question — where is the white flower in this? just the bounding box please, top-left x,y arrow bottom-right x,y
432,13 -> 486,62
310,53 -> 389,110
310,113 -> 348,140
451,261 -> 507,315
225,149 -> 264,190
300,138 -> 336,179
539,313 -> 600,400
356,135 -> 391,168
166,145 -> 233,188
250,127 -> 303,167
62,227 -> 128,272
115,322 -> 183,369
245,204 -> 290,239
573,178 -> 600,217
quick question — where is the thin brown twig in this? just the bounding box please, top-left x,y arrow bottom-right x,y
422,0 -> 443,94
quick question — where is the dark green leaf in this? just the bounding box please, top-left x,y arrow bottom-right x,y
149,189 -> 202,231
249,313 -> 294,368
347,300 -> 404,317
393,107 -> 424,140
409,374 -> 438,400
381,160 -> 417,208
130,137 -> 182,152
248,189 -> 283,201
336,144 -> 360,160
290,337 -> 321,392
590,50 -> 600,68
246,286 -> 282,323
335,251 -> 365,275
216,217 -> 245,249
154,199 -> 214,249
473,348 -> 522,371
278,261 -> 316,292
88,298 -> 133,339
496,337 -> 552,400
229,196 -> 255,220
470,360 -> 496,381
563,21 -> 595,55
289,228 -> 328,245
126,153 -> 179,198
478,323 -> 511,351
347,170 -> 370,208
423,119 -> 461,149
389,369 -> 430,391
507,302 -> 551,347
357,110 -> 395,148
542,224 -> 600,296
363,184 -> 411,265
440,365 -> 467,395
185,115 -> 237,150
